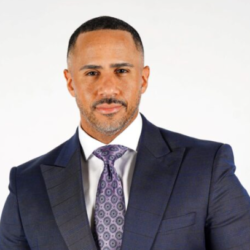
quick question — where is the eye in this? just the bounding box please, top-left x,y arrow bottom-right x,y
86,71 -> 99,76
115,68 -> 128,74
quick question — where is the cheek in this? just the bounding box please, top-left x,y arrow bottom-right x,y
124,85 -> 141,105
74,87 -> 93,109
74,80 -> 95,103
123,74 -> 142,96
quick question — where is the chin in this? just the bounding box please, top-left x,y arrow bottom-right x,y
94,116 -> 128,135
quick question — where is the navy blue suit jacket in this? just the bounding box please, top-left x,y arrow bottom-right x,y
1,114 -> 250,250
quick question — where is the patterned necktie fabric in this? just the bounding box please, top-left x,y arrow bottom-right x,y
92,145 -> 128,250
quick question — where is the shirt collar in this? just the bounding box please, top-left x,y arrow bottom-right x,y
78,113 -> 142,160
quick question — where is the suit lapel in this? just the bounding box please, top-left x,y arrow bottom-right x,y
121,115 -> 186,250
40,115 -> 185,250
40,131 -> 97,250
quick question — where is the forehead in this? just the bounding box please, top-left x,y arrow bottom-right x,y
75,29 -> 137,51
71,30 -> 142,64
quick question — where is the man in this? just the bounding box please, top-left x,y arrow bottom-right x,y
0,16 -> 250,250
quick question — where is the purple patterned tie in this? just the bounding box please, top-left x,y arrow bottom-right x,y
92,145 -> 128,250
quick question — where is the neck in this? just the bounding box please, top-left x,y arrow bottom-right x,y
80,112 -> 138,144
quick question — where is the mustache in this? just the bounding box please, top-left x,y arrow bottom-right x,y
93,98 -> 127,108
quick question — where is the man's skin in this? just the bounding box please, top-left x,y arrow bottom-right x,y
64,29 -> 150,143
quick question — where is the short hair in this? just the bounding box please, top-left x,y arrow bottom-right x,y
67,16 -> 144,59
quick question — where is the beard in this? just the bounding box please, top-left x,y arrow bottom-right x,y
75,91 -> 142,136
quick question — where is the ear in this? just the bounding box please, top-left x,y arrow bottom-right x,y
64,69 -> 75,97
141,66 -> 150,94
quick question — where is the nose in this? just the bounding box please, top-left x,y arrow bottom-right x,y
96,73 -> 120,97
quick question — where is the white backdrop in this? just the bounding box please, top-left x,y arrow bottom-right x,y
0,0 -> 249,215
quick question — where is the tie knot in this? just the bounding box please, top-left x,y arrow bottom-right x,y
93,144 -> 128,165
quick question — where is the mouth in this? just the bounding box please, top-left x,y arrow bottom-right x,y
95,103 -> 124,115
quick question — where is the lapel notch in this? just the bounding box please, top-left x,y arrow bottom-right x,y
121,115 -> 186,250
41,129 -> 97,250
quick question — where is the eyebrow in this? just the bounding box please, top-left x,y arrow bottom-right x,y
79,63 -> 134,71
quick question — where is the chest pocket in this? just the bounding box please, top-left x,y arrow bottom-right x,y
158,212 -> 196,234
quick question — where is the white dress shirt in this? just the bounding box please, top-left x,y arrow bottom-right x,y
78,113 -> 142,229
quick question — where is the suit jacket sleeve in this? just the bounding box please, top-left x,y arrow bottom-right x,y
0,167 -> 30,250
206,144 -> 250,249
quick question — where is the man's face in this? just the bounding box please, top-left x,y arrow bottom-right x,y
64,29 -> 149,137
